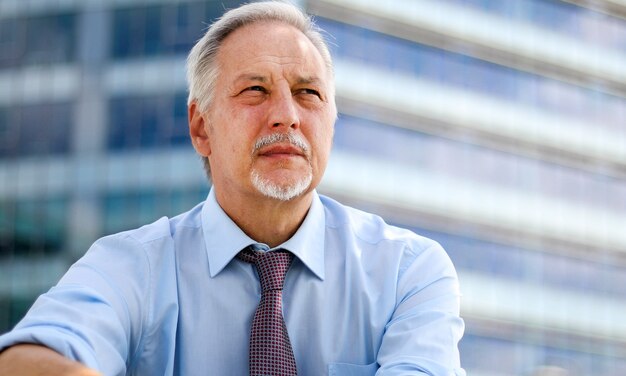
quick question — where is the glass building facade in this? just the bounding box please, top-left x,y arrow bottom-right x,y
1,0 -> 625,374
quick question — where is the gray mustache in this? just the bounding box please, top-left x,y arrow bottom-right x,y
253,133 -> 310,155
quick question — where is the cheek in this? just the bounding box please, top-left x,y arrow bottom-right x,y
318,118 -> 335,147
310,124 -> 334,163
218,109 -> 257,147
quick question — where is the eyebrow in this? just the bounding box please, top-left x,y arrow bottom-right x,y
295,76 -> 323,86
234,74 -> 269,84
233,74 -> 323,86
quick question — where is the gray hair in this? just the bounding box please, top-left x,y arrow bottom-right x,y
187,1 -> 334,112
186,1 -> 335,177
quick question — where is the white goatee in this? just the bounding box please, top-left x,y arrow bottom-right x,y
251,133 -> 313,201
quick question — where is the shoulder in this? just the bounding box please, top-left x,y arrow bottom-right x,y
319,194 -> 457,292
99,201 -> 203,248
319,194 -> 439,253
80,201 -> 204,271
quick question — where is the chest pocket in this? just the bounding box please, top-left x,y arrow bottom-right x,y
328,362 -> 378,375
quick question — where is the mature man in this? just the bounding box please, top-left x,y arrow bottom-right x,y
0,2 -> 465,375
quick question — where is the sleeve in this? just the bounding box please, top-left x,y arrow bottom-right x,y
376,241 -> 466,376
0,233 -> 152,376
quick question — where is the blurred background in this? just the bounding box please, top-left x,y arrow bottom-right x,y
0,0 -> 625,374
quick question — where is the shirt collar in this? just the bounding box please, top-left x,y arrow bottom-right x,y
202,188 -> 326,280
279,191 -> 325,280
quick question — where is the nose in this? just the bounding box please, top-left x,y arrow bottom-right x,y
268,87 -> 300,130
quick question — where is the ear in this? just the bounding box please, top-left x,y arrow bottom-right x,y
188,101 -> 211,157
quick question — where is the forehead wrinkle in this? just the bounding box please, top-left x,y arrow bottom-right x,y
295,75 -> 322,85
230,57 -> 306,82
233,68 -> 324,88
224,50 -> 328,89
234,73 -> 269,84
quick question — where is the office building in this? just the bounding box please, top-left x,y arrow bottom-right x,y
1,0 -> 625,374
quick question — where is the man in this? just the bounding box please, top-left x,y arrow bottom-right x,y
0,2 -> 465,375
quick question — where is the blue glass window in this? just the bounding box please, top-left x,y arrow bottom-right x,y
318,18 -> 626,133
460,333 -> 626,375
440,0 -> 626,50
107,93 -> 189,150
334,114 -> 626,213
102,188 -> 208,235
111,1 -> 246,58
0,103 -> 72,157
0,296 -> 38,337
335,113 -> 626,296
0,13 -> 76,68
411,225 -> 626,299
0,197 -> 67,257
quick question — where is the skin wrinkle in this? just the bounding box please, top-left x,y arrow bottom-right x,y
251,132 -> 313,201
252,132 -> 310,159
188,20 -> 336,246
0,5 -> 465,375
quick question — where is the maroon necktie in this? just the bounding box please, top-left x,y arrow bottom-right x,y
238,247 -> 298,376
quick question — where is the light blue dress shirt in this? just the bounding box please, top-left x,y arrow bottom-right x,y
0,189 -> 465,375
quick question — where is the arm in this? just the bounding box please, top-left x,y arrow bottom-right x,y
0,344 -> 102,376
377,242 -> 466,375
0,234 -> 153,374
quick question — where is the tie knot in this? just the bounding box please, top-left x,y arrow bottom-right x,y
238,248 -> 293,292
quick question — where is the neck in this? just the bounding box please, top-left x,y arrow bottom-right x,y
215,187 -> 313,248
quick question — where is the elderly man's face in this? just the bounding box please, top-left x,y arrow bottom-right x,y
196,21 -> 336,202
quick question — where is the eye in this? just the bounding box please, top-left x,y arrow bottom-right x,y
246,85 -> 267,93
296,88 -> 321,98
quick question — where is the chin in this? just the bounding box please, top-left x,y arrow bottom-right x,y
251,170 -> 313,201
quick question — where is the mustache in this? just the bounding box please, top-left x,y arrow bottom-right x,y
253,132 -> 310,155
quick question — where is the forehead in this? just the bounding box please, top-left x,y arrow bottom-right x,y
216,21 -> 329,82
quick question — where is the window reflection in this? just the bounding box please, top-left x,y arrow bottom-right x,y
0,13 -> 75,68
0,296 -> 37,339
0,103 -> 72,157
111,1 -> 246,59
0,197 -> 67,257
334,115 -> 626,212
413,226 -> 626,299
459,333 -> 626,375
441,0 -> 626,50
102,188 -> 208,235
107,93 -> 189,150
318,18 -> 626,133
